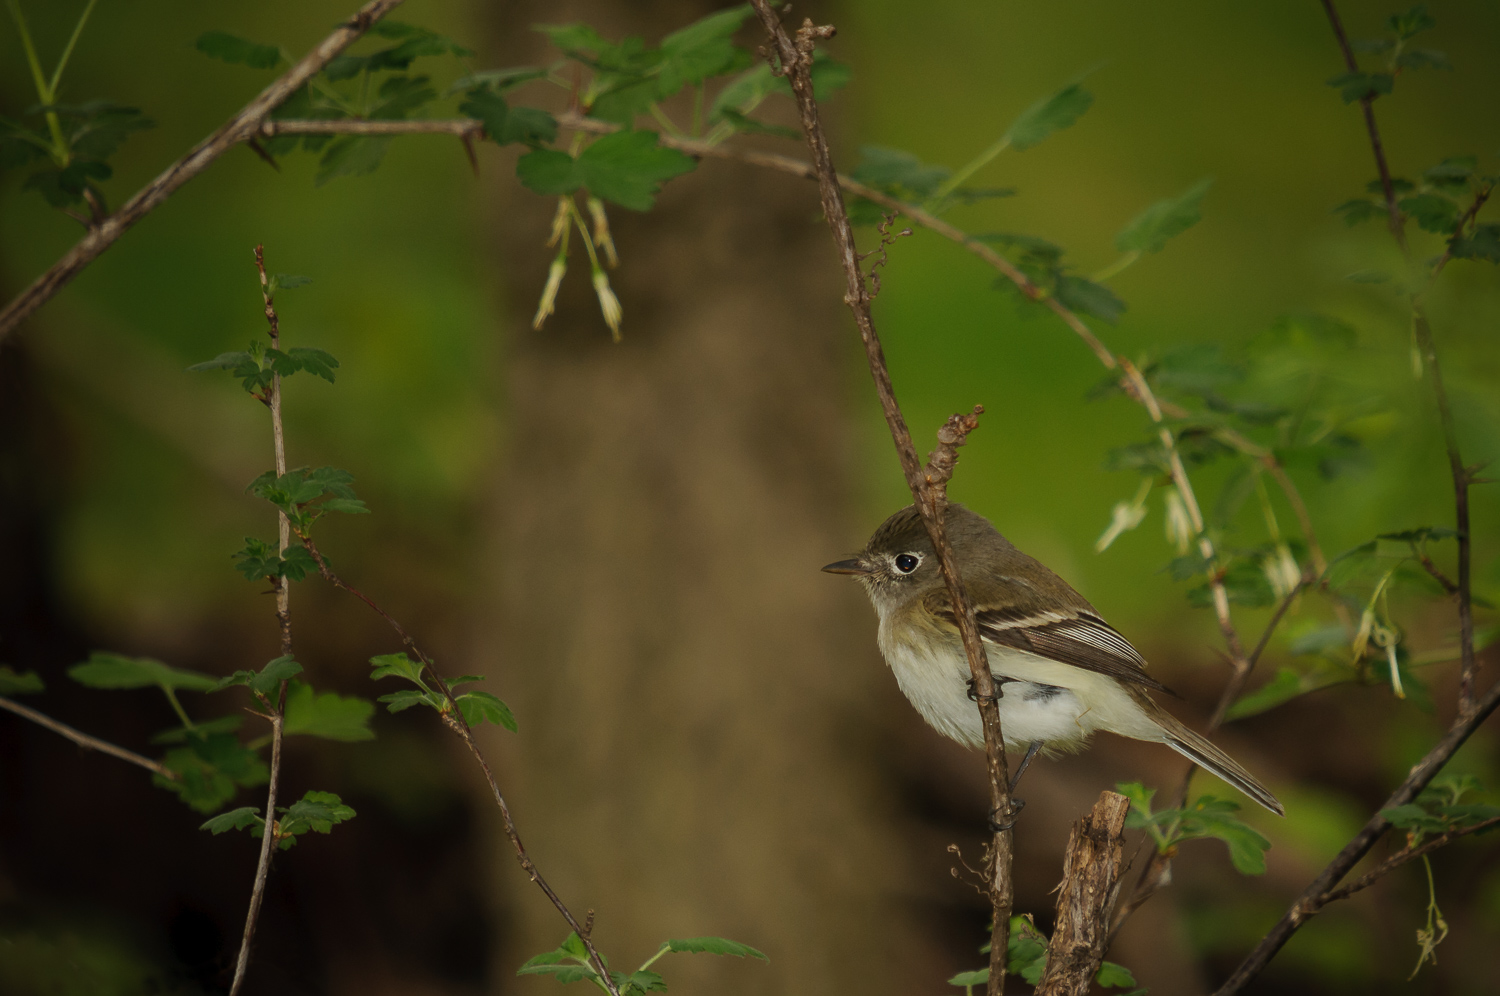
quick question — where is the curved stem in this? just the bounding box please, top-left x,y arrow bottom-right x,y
0,695 -> 176,778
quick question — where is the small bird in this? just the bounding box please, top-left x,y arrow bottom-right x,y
824,504 -> 1284,817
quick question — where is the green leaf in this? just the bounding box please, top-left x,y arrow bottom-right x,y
195,31 -> 281,69
212,654 -> 304,696
1006,916 -> 1049,984
158,732 -> 269,812
1327,72 -> 1393,103
69,652 -> 218,692
1399,193 -> 1459,234
447,67 -> 548,95
378,688 -> 439,713
0,665 -> 44,695
315,136 -> 392,186
1387,4 -> 1436,39
1176,796 -> 1272,875
614,969 -> 667,995
370,652 -> 427,685
520,130 -> 697,210
455,691 -> 518,731
1224,665 -> 1351,721
1450,223 -> 1500,263
516,149 -> 581,195
282,681 -> 375,741
1333,198 -> 1383,226
200,806 -> 262,834
708,50 -> 848,120
459,88 -> 558,147
850,146 -> 951,201
1116,178 -> 1212,254
1095,961 -> 1137,988
948,969 -> 989,987
275,790 -> 356,847
285,347 -> 338,383
1397,48 -> 1451,71
713,108 -> 798,139
655,5 -> 754,99
1006,82 -> 1093,151
665,937 -> 768,959
1054,275 -> 1125,324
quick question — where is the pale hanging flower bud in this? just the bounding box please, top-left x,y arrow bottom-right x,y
533,249 -> 567,330
592,263 -> 622,341
546,197 -> 570,249
1164,488 -> 1193,555
587,196 -> 619,268
1261,543 -> 1301,599
1095,479 -> 1151,552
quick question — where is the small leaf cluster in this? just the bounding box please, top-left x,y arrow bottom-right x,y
1382,774 -> 1500,846
1118,782 -> 1272,875
1329,4 -> 1448,104
189,335 -> 337,401
370,653 -> 516,731
945,916 -> 1139,995
519,932 -> 766,995
0,101 -> 153,212
62,651 -> 372,812
202,790 -> 356,850
0,664 -> 45,695
247,466 -> 370,535
1336,156 -> 1497,262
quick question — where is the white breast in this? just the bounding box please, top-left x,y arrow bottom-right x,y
875,613 -> 1162,751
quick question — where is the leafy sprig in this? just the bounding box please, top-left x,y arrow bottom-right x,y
519,932 -> 766,996
1118,781 -> 1271,875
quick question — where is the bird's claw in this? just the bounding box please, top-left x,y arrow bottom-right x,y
986,798 -> 1026,833
966,676 -> 1010,703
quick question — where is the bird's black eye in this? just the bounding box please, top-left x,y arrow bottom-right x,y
893,553 -> 921,574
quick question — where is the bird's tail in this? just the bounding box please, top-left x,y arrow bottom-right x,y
1158,715 -> 1285,817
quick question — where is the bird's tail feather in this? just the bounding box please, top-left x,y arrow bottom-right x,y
1161,719 -> 1285,817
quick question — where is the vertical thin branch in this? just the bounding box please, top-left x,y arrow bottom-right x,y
1319,0 -> 1475,710
744,5 -> 1014,990
228,246 -> 294,996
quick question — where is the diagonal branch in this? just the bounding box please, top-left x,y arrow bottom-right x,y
743,5 -> 1015,992
0,0 -> 408,343
0,694 -> 177,779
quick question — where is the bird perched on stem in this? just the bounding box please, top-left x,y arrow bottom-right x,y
824,504 -> 1284,816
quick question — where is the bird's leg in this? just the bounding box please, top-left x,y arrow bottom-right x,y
1009,740 -> 1043,794
985,741 -> 1043,832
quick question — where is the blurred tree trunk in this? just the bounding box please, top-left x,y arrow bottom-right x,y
471,3 -> 935,993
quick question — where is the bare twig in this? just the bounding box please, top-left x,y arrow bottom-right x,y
0,694 -> 176,779
1036,792 -> 1131,996
1317,815 -> 1500,906
296,539 -> 621,996
227,246 -> 296,996
0,0 -> 407,342
1212,671 -> 1500,995
260,118 -> 482,137
743,6 -> 1014,991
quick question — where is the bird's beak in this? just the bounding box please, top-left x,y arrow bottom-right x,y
821,558 -> 870,576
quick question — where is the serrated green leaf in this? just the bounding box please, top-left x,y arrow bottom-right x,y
1333,198 -> 1383,226
273,790 -> 356,847
1054,275 -> 1125,324
315,136 -> 391,186
370,652 -> 427,685
1399,193 -> 1459,234
655,5 -> 754,99
1450,223 -> 1500,263
948,969 -> 988,987
665,937 -> 767,959
283,681 -> 374,741
1006,916 -> 1048,984
456,691 -> 518,731
1116,178 -> 1212,253
516,148 -> 581,195
580,130 -> 697,210
850,145 -> 950,200
195,32 -> 282,69
200,806 -> 262,834
1095,961 -> 1137,988
286,347 -> 338,382
158,732 -> 269,812
459,88 -> 557,147
0,665 -> 44,695
1387,4 -> 1436,39
614,969 -> 667,995
1327,72 -> 1393,103
69,652 -> 218,692
1177,796 -> 1271,874
377,688 -> 440,713
1006,82 -> 1092,151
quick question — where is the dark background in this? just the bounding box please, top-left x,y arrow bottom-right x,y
2,1 -> 1498,994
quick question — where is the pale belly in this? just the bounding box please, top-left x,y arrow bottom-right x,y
876,623 -> 1162,751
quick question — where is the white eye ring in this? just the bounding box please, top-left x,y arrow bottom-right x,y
892,552 -> 922,575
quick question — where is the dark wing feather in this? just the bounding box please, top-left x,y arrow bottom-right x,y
934,600 -> 1175,694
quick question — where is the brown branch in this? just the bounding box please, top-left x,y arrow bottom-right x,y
1036,792 -> 1131,996
297,537 -> 621,996
260,118 -> 482,137
228,246 -> 297,996
0,694 -> 176,779
1415,549 -> 1460,596
0,0 -> 408,343
1212,671 -> 1500,995
1318,0 -> 1477,712
743,5 -> 1015,992
1317,815 -> 1500,906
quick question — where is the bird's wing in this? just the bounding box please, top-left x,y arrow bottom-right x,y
929,595 -> 1175,694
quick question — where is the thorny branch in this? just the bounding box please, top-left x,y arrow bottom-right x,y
1317,815 -> 1500,906
295,543 -> 621,996
0,694 -> 177,779
1036,792 -> 1131,996
744,4 -> 1015,992
229,246 -> 294,996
